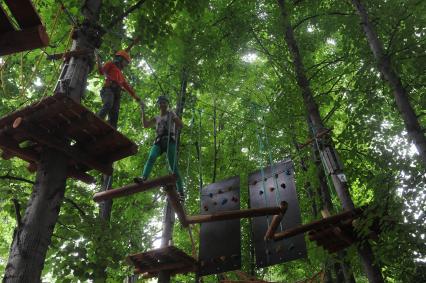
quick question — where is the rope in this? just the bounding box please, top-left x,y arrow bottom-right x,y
41,27 -> 73,99
197,109 -> 203,191
185,109 -> 196,184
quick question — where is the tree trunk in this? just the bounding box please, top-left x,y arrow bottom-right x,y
158,67 -> 188,283
158,200 -> 175,283
350,0 -> 426,166
3,148 -> 67,282
3,1 -> 102,282
311,137 -> 356,283
276,1 -> 384,282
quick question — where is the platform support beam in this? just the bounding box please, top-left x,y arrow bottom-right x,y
272,208 -> 362,241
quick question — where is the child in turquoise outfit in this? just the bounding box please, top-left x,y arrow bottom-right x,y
134,96 -> 185,199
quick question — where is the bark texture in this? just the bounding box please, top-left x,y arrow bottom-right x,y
276,1 -> 384,282
351,0 -> 426,165
3,149 -> 67,282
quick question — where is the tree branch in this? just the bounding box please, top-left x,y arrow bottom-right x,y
293,12 -> 354,30
0,173 -> 35,185
12,198 -> 22,228
64,197 -> 86,218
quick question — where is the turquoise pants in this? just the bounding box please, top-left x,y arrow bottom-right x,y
142,140 -> 184,194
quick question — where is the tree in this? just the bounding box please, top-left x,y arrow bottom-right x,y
3,1 -> 103,281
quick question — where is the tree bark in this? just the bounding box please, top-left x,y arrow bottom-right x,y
311,136 -> 355,283
350,0 -> 426,166
157,200 -> 175,283
276,1 -> 384,282
3,149 -> 67,282
3,1 -> 102,282
158,67 -> 188,283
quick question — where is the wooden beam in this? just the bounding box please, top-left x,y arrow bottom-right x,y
4,0 -> 42,28
164,185 -> 188,227
67,168 -> 95,184
0,6 -> 15,33
93,174 -> 177,202
13,118 -> 112,175
264,201 -> 288,240
0,136 -> 38,163
134,261 -> 190,274
186,206 -> 284,225
0,25 -> 49,56
273,208 -> 362,241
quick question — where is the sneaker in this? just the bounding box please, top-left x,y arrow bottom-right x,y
134,176 -> 147,184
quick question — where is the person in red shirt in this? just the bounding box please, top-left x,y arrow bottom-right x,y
97,50 -> 141,128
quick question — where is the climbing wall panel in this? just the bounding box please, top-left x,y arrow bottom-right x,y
249,159 -> 307,267
199,176 -> 241,276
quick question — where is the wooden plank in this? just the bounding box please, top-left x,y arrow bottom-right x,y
273,208 -> 362,241
13,119 -> 113,175
164,185 -> 188,227
0,136 -> 38,163
0,25 -> 49,56
136,261 -> 190,274
4,0 -> 42,28
0,6 -> 15,33
93,174 -> 177,202
264,201 -> 288,240
186,206 -> 284,224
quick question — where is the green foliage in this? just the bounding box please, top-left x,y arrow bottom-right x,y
0,0 -> 425,282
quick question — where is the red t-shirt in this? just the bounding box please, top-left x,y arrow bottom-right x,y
99,61 -> 137,99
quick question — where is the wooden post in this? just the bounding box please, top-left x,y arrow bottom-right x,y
264,201 -> 288,240
164,185 -> 188,227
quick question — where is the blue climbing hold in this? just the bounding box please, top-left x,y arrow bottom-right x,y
221,198 -> 228,205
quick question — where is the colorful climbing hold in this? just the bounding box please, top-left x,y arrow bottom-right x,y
281,183 -> 286,189
221,198 -> 228,205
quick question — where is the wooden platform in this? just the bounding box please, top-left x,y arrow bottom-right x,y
308,219 -> 357,253
0,0 -> 49,56
272,208 -> 364,253
0,95 -> 137,183
126,246 -> 197,278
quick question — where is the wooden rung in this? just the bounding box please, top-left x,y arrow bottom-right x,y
93,174 -> 177,202
264,201 -> 288,240
273,208 -> 363,241
0,25 -> 49,56
186,205 -> 285,225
